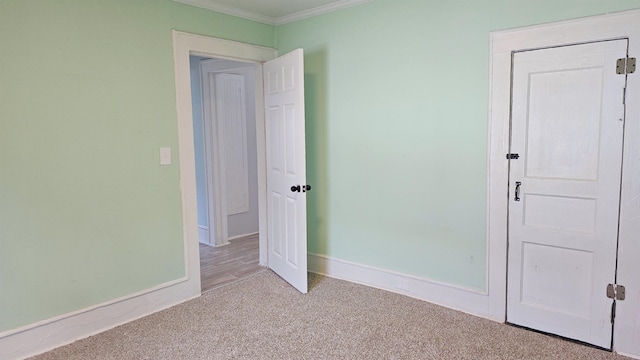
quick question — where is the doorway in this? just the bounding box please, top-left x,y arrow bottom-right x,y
172,31 -> 310,297
190,55 -> 263,291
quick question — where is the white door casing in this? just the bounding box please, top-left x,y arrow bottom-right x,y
507,40 -> 627,348
264,49 -> 308,294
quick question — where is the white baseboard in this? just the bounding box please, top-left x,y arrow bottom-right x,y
3,250 -> 633,359
228,231 -> 259,241
198,225 -> 209,244
0,278 -> 200,360
619,352 -> 640,360
307,253 -> 499,322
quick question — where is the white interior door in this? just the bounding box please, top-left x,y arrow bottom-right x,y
215,73 -> 250,216
263,49 -> 308,293
507,40 -> 627,348
201,71 -> 229,247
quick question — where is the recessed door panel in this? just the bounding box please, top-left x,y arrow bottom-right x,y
267,71 -> 279,94
285,196 -> 298,267
268,107 -> 282,173
283,65 -> 295,91
270,191 -> 283,257
523,195 -> 597,234
284,104 -> 296,176
526,68 -> 603,180
521,243 -> 593,317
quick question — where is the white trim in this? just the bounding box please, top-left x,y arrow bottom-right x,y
172,0 -> 373,25
254,63 -> 269,267
173,0 -> 273,24
198,224 -> 209,244
0,278 -> 198,360
172,30 -> 276,271
0,277 -> 186,338
228,231 -> 259,242
308,253 -> 499,321
488,9 -> 640,357
274,0 -> 373,25
184,33 -> 276,63
618,352 -> 640,360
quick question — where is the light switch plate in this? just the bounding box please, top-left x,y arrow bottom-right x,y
160,147 -> 171,166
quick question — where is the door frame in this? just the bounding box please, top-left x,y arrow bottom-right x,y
487,9 -> 640,355
172,30 -> 276,292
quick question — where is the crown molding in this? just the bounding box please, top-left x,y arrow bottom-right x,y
274,0 -> 372,25
174,0 -> 275,24
173,0 -> 373,26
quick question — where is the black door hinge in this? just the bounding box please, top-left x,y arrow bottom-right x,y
506,153 -> 520,160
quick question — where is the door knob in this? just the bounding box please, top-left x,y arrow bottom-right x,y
291,185 -> 311,193
514,181 -> 521,202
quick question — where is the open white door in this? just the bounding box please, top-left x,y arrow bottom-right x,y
263,49 -> 308,293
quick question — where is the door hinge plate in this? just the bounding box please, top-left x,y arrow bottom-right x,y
506,153 -> 520,160
607,284 -> 626,300
617,57 -> 636,74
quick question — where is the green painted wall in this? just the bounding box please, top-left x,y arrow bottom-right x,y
3,0 -> 640,337
276,0 -> 640,290
0,0 -> 273,332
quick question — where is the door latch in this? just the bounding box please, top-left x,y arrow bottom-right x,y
514,182 -> 521,202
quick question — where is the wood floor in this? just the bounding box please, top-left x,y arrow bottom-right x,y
199,233 -> 264,292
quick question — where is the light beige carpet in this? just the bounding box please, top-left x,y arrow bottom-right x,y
30,271 -> 630,360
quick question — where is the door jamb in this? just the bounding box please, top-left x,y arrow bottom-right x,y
172,30 -> 276,293
487,9 -> 640,354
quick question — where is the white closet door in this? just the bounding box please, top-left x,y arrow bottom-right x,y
507,40 -> 627,348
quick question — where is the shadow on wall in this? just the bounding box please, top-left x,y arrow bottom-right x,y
304,47 -> 329,267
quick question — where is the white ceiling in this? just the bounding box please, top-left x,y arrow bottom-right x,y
174,0 -> 372,25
